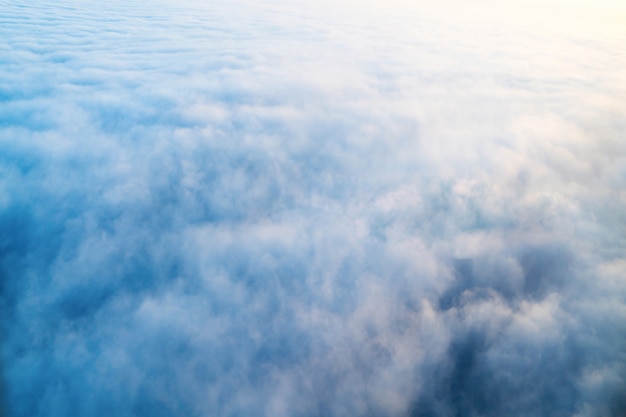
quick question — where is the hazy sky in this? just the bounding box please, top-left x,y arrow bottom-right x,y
1,0 -> 625,416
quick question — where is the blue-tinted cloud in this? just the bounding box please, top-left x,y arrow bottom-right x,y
1,0 -> 625,416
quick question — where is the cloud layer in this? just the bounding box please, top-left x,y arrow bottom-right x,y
1,0 -> 625,416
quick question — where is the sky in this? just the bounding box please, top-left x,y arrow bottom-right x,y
1,0 -> 625,416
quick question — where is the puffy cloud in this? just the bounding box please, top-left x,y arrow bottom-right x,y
1,0 -> 625,416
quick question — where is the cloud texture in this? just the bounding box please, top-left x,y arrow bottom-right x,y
1,0 -> 626,416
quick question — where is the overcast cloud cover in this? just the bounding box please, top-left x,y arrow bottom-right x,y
1,0 -> 626,416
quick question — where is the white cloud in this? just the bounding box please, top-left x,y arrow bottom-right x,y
1,0 -> 625,416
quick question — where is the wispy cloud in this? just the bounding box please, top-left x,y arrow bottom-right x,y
1,0 -> 625,416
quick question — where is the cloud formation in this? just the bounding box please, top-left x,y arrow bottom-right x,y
1,0 -> 625,416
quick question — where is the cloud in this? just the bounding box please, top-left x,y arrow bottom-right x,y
1,0 -> 625,416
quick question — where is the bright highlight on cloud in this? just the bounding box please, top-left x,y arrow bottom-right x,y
1,0 -> 625,416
